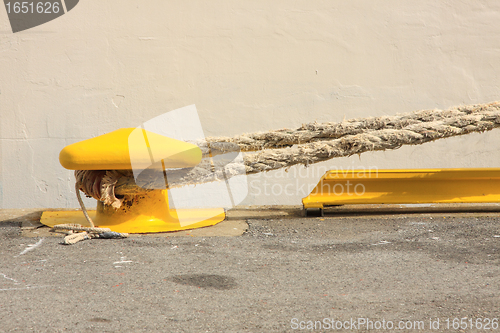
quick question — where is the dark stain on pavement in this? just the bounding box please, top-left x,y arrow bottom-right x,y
89,317 -> 111,323
169,274 -> 238,290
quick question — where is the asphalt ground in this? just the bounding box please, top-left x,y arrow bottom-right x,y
0,205 -> 499,332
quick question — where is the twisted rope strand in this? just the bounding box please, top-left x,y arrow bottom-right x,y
74,101 -> 500,206
197,102 -> 500,155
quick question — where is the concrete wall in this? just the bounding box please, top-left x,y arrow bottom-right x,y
1,0 -> 500,208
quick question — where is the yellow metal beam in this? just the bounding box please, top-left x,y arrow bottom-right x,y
302,168 -> 500,215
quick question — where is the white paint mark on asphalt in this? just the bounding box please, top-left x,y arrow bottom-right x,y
0,285 -> 49,292
113,257 -> 133,265
371,240 -> 391,246
0,273 -> 19,284
17,239 -> 44,256
1,272 -> 50,292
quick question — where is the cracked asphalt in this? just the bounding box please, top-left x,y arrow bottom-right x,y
0,206 -> 499,332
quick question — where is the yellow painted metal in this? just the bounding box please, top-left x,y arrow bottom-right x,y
54,128 -> 224,233
59,128 -> 202,170
41,210 -> 97,227
303,168 -> 500,209
41,190 -> 226,233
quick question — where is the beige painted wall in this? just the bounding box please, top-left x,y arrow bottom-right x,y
1,0 -> 500,208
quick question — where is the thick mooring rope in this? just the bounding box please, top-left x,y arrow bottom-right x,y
75,101 -> 500,209
65,175 -> 128,244
75,170 -> 125,208
75,182 -> 96,228
51,224 -> 129,245
197,101 -> 500,156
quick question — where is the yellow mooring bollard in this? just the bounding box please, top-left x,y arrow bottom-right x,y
41,128 -> 225,233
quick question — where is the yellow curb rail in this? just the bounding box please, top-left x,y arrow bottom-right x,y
302,168 -> 500,216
